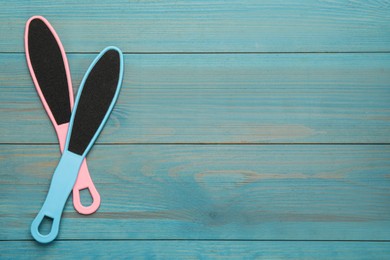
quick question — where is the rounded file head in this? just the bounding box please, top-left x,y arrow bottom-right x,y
67,47 -> 123,156
25,16 -> 72,125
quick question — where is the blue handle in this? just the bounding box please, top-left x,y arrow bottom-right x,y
31,151 -> 83,243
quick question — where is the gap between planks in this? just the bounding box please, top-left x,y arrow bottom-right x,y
2,239 -> 390,242
1,143 -> 390,146
2,51 -> 390,55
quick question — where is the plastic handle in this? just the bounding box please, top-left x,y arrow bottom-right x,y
57,124 -> 100,214
31,151 -> 83,243
72,159 -> 101,214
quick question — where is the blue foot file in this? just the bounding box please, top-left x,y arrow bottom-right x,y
31,46 -> 124,243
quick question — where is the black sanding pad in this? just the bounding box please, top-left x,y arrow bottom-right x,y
28,18 -> 71,125
68,50 -> 120,155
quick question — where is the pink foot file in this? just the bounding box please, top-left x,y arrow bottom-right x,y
25,16 -> 100,215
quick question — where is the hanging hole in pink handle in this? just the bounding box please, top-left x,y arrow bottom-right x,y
72,184 -> 101,215
80,188 -> 93,206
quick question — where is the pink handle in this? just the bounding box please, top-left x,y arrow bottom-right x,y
72,159 -> 101,215
57,124 -> 101,214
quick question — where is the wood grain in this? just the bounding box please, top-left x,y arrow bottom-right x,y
1,144 -> 389,240
1,53 -> 390,144
1,241 -> 390,260
1,0 -> 390,53
1,0 -> 390,257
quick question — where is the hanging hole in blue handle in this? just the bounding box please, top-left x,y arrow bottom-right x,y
38,216 -> 54,235
31,211 -> 60,244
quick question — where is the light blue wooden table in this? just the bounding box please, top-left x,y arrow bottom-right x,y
1,0 -> 390,259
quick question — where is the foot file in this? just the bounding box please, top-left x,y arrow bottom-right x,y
25,16 -> 101,214
31,46 -> 124,243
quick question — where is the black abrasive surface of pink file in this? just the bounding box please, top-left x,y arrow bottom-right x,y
28,18 -> 71,125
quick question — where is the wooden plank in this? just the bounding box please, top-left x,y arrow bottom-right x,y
1,53 -> 390,144
1,144 -> 389,240
1,0 -> 390,53
1,241 -> 390,259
